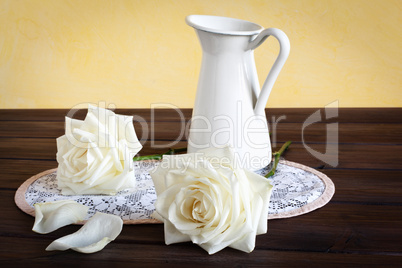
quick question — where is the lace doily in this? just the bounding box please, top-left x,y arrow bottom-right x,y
15,160 -> 335,223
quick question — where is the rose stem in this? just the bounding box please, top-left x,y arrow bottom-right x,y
133,147 -> 187,161
265,141 -> 292,178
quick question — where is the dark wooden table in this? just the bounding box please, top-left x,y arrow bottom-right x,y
1,108 -> 401,267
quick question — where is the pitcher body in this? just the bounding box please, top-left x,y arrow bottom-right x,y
186,15 -> 290,171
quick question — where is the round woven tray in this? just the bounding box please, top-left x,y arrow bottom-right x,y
15,159 -> 335,224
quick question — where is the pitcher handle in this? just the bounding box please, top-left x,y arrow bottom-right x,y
248,28 -> 290,115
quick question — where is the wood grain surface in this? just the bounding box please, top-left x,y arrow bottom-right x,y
0,108 -> 401,267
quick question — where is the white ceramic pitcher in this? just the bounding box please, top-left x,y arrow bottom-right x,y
186,15 -> 290,171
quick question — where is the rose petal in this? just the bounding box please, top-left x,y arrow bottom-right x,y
46,212 -> 123,254
244,169 -> 273,234
32,200 -> 88,234
164,220 -> 191,245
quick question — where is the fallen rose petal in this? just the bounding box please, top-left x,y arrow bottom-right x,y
46,212 -> 123,253
32,200 -> 88,234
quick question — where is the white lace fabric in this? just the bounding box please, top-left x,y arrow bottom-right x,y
22,160 -> 333,223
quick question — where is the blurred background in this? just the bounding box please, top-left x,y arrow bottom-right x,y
0,0 -> 401,108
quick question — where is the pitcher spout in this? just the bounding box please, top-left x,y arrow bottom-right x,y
186,15 -> 263,36
186,15 -> 263,55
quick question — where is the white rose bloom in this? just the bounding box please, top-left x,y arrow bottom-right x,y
150,146 -> 273,254
56,105 -> 142,195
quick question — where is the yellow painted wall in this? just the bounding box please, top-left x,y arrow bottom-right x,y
0,0 -> 401,108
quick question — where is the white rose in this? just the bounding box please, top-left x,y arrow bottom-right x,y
150,146 -> 273,254
56,105 -> 142,195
